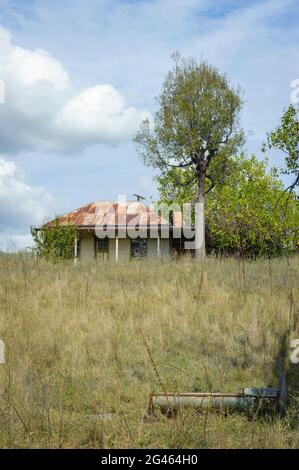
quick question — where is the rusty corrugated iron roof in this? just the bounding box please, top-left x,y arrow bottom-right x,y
45,201 -> 170,228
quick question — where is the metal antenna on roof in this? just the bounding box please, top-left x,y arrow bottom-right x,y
133,194 -> 145,202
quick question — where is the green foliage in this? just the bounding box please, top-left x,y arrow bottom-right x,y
262,104 -> 299,191
31,219 -> 78,261
157,166 -> 198,206
134,54 -> 244,195
207,156 -> 299,256
157,155 -> 299,257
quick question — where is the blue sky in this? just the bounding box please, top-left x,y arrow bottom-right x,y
0,0 -> 298,249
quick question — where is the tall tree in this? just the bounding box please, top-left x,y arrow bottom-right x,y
134,55 -> 244,261
262,104 -> 299,193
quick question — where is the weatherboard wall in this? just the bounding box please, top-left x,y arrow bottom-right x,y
79,232 -> 95,261
79,233 -> 170,261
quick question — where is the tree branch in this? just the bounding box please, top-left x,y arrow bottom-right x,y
273,172 -> 299,210
171,172 -> 197,187
154,146 -> 193,169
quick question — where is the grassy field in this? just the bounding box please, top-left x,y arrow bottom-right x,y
0,253 -> 298,449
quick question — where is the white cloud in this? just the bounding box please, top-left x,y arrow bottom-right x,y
0,157 -> 53,232
0,28 -> 70,90
56,84 -> 148,145
0,27 -> 149,154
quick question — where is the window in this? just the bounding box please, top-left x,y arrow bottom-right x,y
96,237 -> 109,257
131,238 -> 147,258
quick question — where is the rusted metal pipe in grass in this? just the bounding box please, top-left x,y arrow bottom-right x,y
148,388 -> 279,416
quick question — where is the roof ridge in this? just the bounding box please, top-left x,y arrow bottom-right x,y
61,201 -> 95,216
44,200 -> 171,228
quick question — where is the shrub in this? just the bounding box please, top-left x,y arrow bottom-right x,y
31,219 -> 78,261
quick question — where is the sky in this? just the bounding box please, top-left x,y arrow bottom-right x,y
0,0 -> 298,250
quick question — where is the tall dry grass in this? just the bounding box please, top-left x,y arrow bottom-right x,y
0,252 -> 298,448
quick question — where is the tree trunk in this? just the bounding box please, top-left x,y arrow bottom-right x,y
195,172 -> 206,263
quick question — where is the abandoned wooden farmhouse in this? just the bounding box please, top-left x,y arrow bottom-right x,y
45,200 -> 190,261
